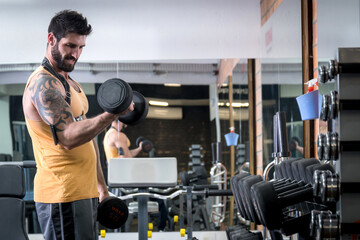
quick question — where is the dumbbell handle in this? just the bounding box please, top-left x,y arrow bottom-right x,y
278,187 -> 313,207
274,181 -> 306,194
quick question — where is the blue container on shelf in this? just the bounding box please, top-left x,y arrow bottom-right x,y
224,131 -> 239,146
296,90 -> 320,121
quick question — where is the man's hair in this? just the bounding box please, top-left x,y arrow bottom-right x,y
48,10 -> 92,41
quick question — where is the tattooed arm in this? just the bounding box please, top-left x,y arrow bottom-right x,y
24,72 -> 133,150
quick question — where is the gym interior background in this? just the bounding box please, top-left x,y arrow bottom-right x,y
0,0 -> 359,239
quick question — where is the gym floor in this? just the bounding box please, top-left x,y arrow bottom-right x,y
28,231 -> 228,240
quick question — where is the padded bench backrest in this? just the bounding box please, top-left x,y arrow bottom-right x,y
0,164 -> 25,198
108,157 -> 177,188
0,164 -> 28,240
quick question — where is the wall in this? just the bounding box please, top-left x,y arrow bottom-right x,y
0,0 -> 261,63
317,0 -> 360,59
0,95 -> 12,155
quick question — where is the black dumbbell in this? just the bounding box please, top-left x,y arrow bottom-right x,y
278,158 -> 303,180
240,176 -> 306,226
250,180 -> 313,230
258,179 -> 308,226
320,94 -> 330,121
97,78 -> 148,125
227,225 -> 249,240
328,90 -> 338,120
97,196 -> 129,229
179,167 -> 207,186
323,132 -> 339,161
305,163 -> 334,184
295,158 -> 320,183
136,136 -> 153,153
231,230 -> 263,240
313,170 -> 340,204
327,59 -> 338,80
319,65 -> 329,83
317,134 -> 325,160
230,173 -> 251,220
238,175 -> 263,224
310,210 -> 340,240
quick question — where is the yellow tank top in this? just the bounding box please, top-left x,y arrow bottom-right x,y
25,66 -> 98,203
103,127 -> 131,162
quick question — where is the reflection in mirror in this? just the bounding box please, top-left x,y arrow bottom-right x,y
261,59 -> 304,180
2,60 -> 222,233
218,60 -> 249,175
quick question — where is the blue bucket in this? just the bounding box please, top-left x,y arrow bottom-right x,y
296,90 -> 319,121
224,132 -> 239,146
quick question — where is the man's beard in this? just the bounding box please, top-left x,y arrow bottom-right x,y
51,43 -> 77,72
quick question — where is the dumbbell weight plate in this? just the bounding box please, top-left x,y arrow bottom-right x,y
239,175 -> 263,224
280,158 -> 302,180
319,65 -> 329,83
230,173 -> 251,220
251,181 -> 313,230
118,91 -> 149,125
324,132 -> 331,161
320,95 -> 330,122
251,181 -> 283,230
317,134 -> 325,160
306,163 -> 334,186
328,60 -> 338,80
296,158 -> 320,184
136,136 -> 153,153
330,132 -> 339,160
328,90 -> 338,120
136,136 -> 146,147
97,78 -> 133,114
97,196 -> 129,229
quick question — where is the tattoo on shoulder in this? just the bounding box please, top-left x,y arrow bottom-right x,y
29,73 -> 72,131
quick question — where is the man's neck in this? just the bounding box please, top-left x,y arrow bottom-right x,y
45,52 -> 69,80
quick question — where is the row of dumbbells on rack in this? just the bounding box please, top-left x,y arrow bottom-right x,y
227,158 -> 340,240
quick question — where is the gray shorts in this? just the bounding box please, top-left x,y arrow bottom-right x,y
35,198 -> 98,240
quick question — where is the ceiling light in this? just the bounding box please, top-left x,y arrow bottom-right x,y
149,100 -> 169,106
164,83 -> 181,87
223,102 -> 249,108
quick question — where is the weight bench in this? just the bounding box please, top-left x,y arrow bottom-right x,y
108,157 -> 177,240
0,164 -> 29,240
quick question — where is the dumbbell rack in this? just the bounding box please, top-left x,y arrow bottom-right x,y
316,48 -> 360,239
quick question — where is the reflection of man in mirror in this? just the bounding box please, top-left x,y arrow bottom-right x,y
289,136 -> 304,157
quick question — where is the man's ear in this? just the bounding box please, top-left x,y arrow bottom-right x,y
48,32 -> 57,47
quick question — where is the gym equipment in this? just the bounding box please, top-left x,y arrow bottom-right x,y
305,163 -> 334,184
210,142 -> 227,227
310,210 -> 340,240
230,172 -> 251,220
238,175 -> 263,224
318,132 -> 339,161
179,167 -> 208,186
226,224 -> 263,240
250,180 -> 313,230
291,158 -> 319,181
0,164 -> 28,240
119,91 -> 149,126
320,94 -> 330,121
319,65 -> 329,83
188,144 -> 205,171
271,112 -> 291,181
97,78 -> 148,125
97,196 -> 129,229
136,136 -> 154,153
97,78 -> 133,114
313,170 -> 360,205
108,157 -> 232,240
